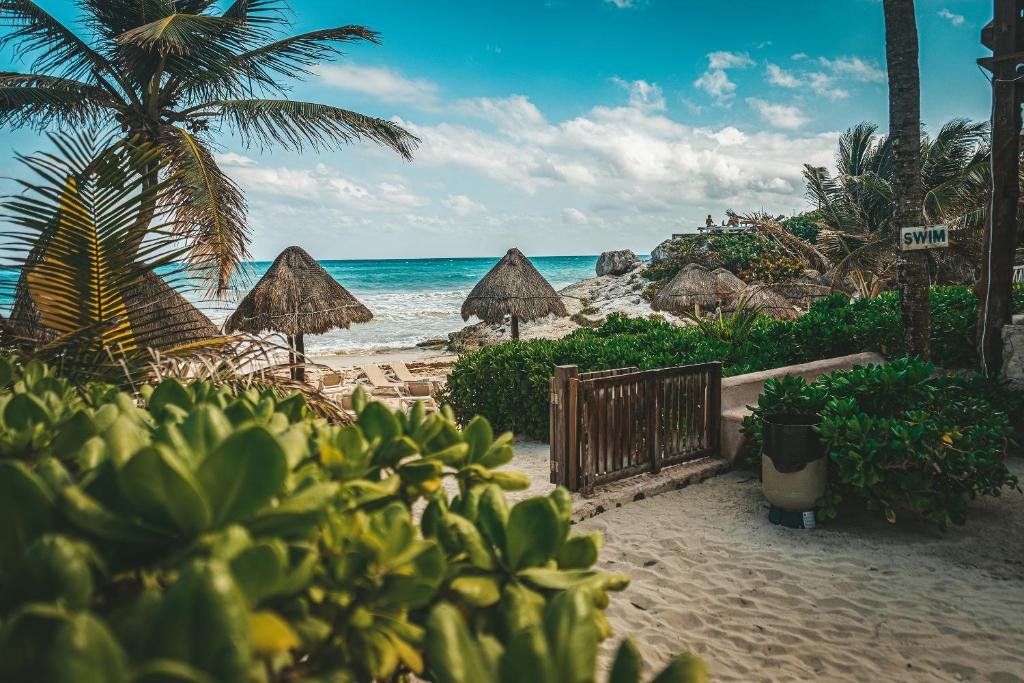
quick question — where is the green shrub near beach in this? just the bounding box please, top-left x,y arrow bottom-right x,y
742,358 -> 1021,527
0,357 -> 703,682
444,285 -> 1024,440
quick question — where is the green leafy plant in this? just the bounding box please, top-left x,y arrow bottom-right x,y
445,285 -> 1024,440
0,356 -> 702,682
743,357 -> 1020,527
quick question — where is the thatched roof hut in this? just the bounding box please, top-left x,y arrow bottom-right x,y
224,246 -> 372,380
727,284 -> 801,321
461,248 -> 567,340
651,263 -> 720,314
710,268 -> 746,299
8,271 -> 219,349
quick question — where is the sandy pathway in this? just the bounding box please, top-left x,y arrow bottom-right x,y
578,461 -> 1024,682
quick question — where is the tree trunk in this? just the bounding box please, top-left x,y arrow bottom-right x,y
510,314 -> 520,341
295,333 -> 306,383
883,0 -> 931,361
976,0 -> 1021,376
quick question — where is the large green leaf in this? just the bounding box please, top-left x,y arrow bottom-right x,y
143,560 -> 252,683
608,639 -> 643,683
196,426 -> 287,525
228,540 -> 288,605
543,590 -> 600,683
424,603 -> 491,683
0,460 -> 53,569
119,445 -> 211,535
3,534 -> 94,612
0,606 -> 130,683
506,497 -> 561,570
650,653 -> 710,683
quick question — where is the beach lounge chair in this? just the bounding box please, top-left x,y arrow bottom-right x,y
317,371 -> 346,394
391,361 -> 443,394
361,364 -> 402,396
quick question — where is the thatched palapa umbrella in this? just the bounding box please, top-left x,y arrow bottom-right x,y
225,246 -> 372,381
461,248 -> 567,340
651,263 -> 719,315
9,271 -> 219,349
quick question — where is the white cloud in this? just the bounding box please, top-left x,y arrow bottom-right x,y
707,51 -> 754,70
611,77 -> 666,111
316,64 -> 439,106
215,152 -> 257,167
694,69 -> 737,104
765,64 -> 802,88
403,95 -> 836,210
228,162 -> 427,212
807,72 -> 849,101
819,56 -> 885,83
695,51 -> 754,105
562,207 -> 589,224
747,98 -> 810,130
442,194 -> 487,216
791,52 -> 809,61
938,8 -> 965,26
604,0 -> 635,7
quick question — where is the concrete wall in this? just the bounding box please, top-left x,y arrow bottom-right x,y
719,352 -> 886,464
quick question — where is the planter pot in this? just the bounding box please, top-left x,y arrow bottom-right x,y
762,414 -> 827,512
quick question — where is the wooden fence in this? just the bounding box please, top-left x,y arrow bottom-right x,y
549,362 -> 721,493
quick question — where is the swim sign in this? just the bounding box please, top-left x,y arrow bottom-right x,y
900,225 -> 949,251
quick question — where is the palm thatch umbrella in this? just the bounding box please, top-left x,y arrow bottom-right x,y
224,246 -> 372,381
710,268 -> 746,299
727,284 -> 801,321
461,248 -> 567,340
651,263 -> 719,315
8,271 -> 219,349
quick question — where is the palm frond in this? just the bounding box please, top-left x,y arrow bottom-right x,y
159,124 -> 250,295
196,98 -> 419,157
0,1 -> 115,82
0,71 -> 120,128
117,12 -> 238,55
231,25 -> 380,88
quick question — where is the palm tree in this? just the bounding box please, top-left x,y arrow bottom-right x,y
804,119 -> 991,298
0,0 -> 418,295
882,0 -> 930,359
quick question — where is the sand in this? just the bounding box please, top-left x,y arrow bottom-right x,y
498,444 -> 1024,682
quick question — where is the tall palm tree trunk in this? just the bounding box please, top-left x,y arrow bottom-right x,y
884,0 -> 931,360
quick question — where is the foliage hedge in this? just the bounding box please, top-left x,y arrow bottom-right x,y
0,358 -> 704,683
742,357 -> 1021,527
444,285 -> 1024,440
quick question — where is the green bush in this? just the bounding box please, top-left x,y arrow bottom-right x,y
0,357 -> 702,682
743,358 -> 1020,527
445,285 -> 1024,440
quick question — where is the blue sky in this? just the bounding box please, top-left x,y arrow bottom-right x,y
0,1 -> 991,259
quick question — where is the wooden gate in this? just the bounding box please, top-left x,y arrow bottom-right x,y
550,363 -> 721,493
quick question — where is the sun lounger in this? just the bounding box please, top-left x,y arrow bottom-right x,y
317,371 -> 346,393
361,364 -> 402,396
391,361 -> 442,394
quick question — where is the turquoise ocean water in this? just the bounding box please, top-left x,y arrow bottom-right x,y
1,255 -> 602,355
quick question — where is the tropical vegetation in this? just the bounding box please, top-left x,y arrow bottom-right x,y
0,0 -> 417,295
0,357 -> 705,682
443,286 -> 1024,440
743,357 -> 1021,527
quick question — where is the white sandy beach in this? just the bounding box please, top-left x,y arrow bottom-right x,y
501,444 -> 1024,682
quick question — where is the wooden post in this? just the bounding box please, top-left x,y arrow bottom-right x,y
648,377 -> 662,475
294,333 -> 306,383
708,362 -> 722,457
977,1 -> 1022,376
286,334 -> 296,381
510,314 -> 520,341
550,365 -> 579,488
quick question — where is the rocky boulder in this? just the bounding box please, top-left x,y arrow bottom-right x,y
596,249 -> 641,276
651,238 -> 683,263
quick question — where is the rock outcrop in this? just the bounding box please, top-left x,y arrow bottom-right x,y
651,238 -> 685,263
596,249 -> 641,276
